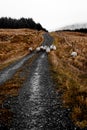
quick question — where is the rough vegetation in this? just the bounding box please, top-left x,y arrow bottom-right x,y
0,29 -> 43,70
49,31 -> 87,128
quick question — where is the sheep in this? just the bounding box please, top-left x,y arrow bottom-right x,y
36,47 -> 41,52
43,45 -> 47,50
42,45 -> 48,51
43,46 -> 47,51
50,45 -> 56,50
71,51 -> 77,57
36,45 -> 54,53
40,46 -> 44,50
53,45 -> 56,50
28,47 -> 33,52
50,45 -> 54,50
46,47 -> 50,53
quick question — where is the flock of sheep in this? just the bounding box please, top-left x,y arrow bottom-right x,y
36,44 -> 57,53
29,44 -> 57,53
28,44 -> 77,57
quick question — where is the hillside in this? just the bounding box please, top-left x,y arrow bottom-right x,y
49,31 -> 87,128
0,29 -> 43,70
60,23 -> 87,30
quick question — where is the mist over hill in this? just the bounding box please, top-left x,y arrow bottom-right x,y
59,23 -> 87,33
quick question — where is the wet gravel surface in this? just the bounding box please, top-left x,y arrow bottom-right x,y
9,53 -> 73,130
0,52 -> 35,85
0,33 -> 87,130
4,52 -> 86,130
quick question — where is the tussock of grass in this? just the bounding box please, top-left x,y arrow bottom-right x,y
49,31 -> 87,128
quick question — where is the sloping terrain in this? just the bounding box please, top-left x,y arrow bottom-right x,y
49,31 -> 87,128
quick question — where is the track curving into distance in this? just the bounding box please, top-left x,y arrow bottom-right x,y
1,33 -> 86,130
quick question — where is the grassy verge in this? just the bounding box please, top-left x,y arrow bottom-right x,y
49,31 -> 87,128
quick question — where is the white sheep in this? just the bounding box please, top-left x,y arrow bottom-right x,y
46,47 -> 50,53
43,46 -> 47,51
50,45 -> 54,50
50,45 -> 56,50
41,45 -> 47,51
71,51 -> 77,57
28,47 -> 33,52
40,46 -> 44,50
53,45 -> 56,50
36,47 -> 41,52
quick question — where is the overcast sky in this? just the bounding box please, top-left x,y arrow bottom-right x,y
0,0 -> 87,31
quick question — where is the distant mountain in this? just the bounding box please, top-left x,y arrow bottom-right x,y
59,23 -> 87,30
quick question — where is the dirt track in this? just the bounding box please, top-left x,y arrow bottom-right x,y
0,33 -> 86,130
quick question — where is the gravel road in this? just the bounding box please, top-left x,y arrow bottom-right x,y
0,33 -> 53,86
0,33 -> 86,130
0,52 -> 36,85
8,52 -> 74,130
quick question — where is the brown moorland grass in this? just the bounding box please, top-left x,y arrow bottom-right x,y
0,29 -> 44,70
49,31 -> 87,128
